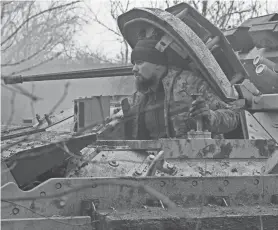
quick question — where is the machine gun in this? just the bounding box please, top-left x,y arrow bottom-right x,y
1,3 -> 278,230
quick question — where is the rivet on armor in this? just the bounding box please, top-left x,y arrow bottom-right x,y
12,208 -> 19,215
109,160 -> 119,167
223,180 -> 229,186
133,170 -> 142,176
160,181 -> 166,187
167,163 -> 174,170
40,191 -> 46,196
55,183 -> 62,189
59,200 -> 66,207
192,180 -> 198,186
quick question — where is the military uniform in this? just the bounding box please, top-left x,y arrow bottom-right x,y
125,68 -> 240,140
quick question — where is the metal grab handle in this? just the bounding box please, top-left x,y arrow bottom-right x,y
191,93 -> 204,132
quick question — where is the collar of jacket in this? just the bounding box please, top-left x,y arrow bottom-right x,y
133,68 -> 183,140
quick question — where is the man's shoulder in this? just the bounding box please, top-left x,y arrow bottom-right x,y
172,70 -> 206,95
175,69 -> 197,81
174,70 -> 205,89
172,69 -> 229,109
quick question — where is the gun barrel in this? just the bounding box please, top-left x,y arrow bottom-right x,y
2,65 -> 134,84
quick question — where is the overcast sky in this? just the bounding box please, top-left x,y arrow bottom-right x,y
36,0 -> 278,60
73,0 -> 278,60
74,0 -> 162,59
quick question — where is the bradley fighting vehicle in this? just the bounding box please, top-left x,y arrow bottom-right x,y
1,3 -> 278,230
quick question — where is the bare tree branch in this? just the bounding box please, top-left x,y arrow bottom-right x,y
1,83 -> 42,101
85,2 -> 121,37
202,1 -> 208,17
218,1 -> 235,29
265,0 -> 269,14
1,38 -> 54,67
165,0 -> 170,8
1,1 -> 80,46
3,91 -> 17,130
9,52 -> 62,76
48,82 -> 70,116
192,0 -> 200,11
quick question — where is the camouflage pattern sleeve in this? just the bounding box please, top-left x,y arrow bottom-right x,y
201,75 -> 241,134
209,109 -> 240,134
172,69 -> 241,135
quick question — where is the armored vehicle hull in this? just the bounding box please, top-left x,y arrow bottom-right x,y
2,3 -> 278,230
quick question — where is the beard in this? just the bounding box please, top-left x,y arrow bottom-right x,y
135,74 -> 156,93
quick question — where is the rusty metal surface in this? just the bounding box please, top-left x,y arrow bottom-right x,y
2,175 -> 278,219
1,162 -> 16,186
1,127 -> 47,141
1,131 -> 72,159
165,158 -> 265,177
2,6 -> 278,229
67,148 -> 147,178
253,112 -> 278,142
69,148 -> 266,178
265,149 -> 278,174
1,216 -> 91,230
1,109 -> 74,142
1,108 -> 75,142
1,126 -> 36,139
95,139 -> 277,158
250,94 -> 278,111
243,111 -> 273,139
166,3 -> 249,81
1,132 -> 95,159
100,206 -> 278,230
3,133 -> 96,188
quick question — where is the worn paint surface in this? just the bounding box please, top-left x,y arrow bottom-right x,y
253,111 -> 278,142
2,133 -> 97,188
67,148 -> 147,178
69,149 -> 266,178
95,139 -> 277,158
1,162 -> 16,186
101,207 -> 278,230
265,149 -> 278,174
1,216 -> 91,230
244,111 -> 273,140
2,5 -> 278,229
1,131 -> 73,159
66,139 -> 275,179
2,176 -> 278,219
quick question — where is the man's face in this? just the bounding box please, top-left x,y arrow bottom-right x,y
132,60 -> 158,91
132,60 -> 157,82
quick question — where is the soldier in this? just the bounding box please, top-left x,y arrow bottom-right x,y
110,29 -> 240,140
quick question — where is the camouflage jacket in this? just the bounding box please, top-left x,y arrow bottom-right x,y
125,68 -> 240,140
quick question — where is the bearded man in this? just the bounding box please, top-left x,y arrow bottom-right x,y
109,33 -> 241,140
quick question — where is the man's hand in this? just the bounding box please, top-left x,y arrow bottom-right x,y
105,109 -> 124,124
189,96 -> 211,119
